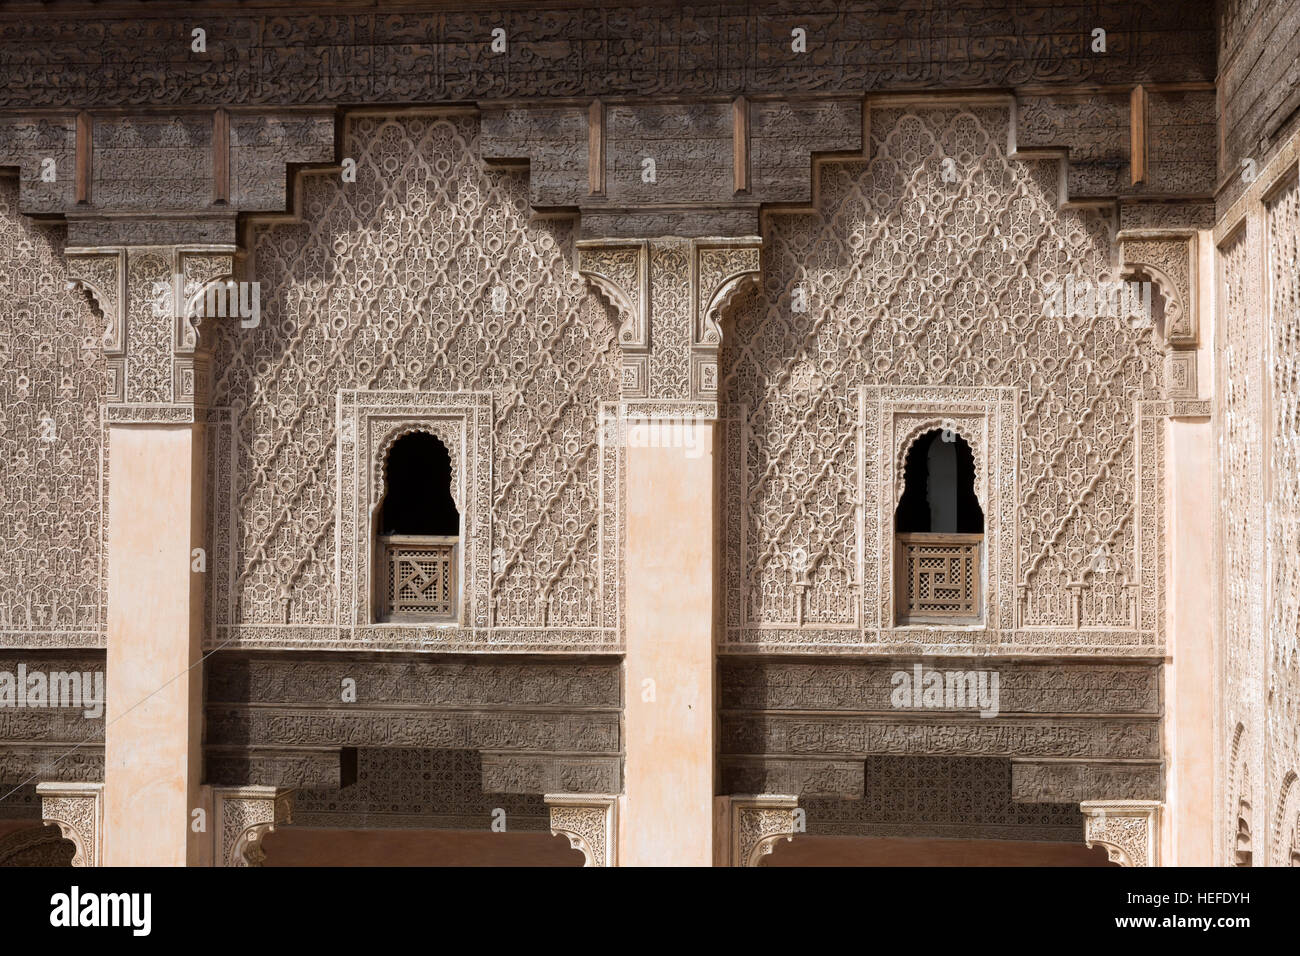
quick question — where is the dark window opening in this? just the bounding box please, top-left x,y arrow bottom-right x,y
895,430 -> 983,534
377,432 -> 459,536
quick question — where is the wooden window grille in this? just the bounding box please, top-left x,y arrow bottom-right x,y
896,532 -> 982,624
378,534 -> 458,622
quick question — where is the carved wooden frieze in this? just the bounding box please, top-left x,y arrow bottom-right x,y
0,3 -> 1214,111
1011,759 -> 1163,803
719,659 -> 1161,714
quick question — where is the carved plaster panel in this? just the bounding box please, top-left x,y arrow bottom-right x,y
729,794 -> 799,867
546,793 -> 617,867
213,785 -> 293,867
37,781 -> 103,867
722,106 -> 1170,656
1081,799 -> 1161,866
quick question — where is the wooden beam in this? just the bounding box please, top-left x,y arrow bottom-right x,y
74,110 -> 92,204
587,99 -> 605,197
733,95 -> 750,195
1129,85 -> 1148,186
212,107 -> 230,205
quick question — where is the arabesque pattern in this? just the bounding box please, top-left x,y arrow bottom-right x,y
208,114 -> 620,634
723,106 -> 1165,649
0,181 -> 104,646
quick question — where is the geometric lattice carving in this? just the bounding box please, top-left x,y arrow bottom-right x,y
723,106 -> 1167,655
545,793 -> 617,867
37,781 -> 103,867
1080,799 -> 1161,866
206,114 -> 621,650
0,181 -> 106,648
896,533 -> 982,622
213,785 -> 293,867
381,536 -> 457,621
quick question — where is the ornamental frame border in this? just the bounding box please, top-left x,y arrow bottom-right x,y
872,386 -> 1017,638
338,390 -> 490,631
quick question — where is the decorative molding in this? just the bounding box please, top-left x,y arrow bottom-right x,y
213,785 -> 294,867
730,794 -> 799,867
37,781 -> 103,867
1081,799 -> 1161,866
545,793 -> 617,867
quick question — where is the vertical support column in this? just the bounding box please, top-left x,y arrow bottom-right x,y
578,237 -> 760,866
105,418 -> 205,865
622,409 -> 718,865
1166,412 -> 1215,866
67,246 -> 233,866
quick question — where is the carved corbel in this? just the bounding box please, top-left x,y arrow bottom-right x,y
65,249 -> 126,402
1119,232 -> 1200,398
175,248 -> 236,408
37,781 -> 104,867
692,238 -> 762,400
1081,799 -> 1161,867
730,794 -> 799,867
1118,232 -> 1198,346
213,785 -> 294,867
577,239 -> 648,397
546,793 -> 618,867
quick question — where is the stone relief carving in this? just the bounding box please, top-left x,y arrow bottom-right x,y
546,793 -> 617,867
579,237 -> 760,403
37,781 -> 103,867
1118,232 -> 1199,347
1214,144 -> 1300,867
1081,799 -> 1161,866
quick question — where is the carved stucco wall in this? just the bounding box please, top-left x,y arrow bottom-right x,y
206,114 -> 621,649
1216,131 -> 1300,866
0,179 -> 105,647
722,105 -> 1168,653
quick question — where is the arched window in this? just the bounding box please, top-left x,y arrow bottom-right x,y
376,432 -> 460,622
895,430 -> 983,624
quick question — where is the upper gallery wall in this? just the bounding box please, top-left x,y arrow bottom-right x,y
722,104 -> 1169,654
206,113 -> 621,648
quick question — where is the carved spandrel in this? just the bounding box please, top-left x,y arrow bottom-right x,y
1081,799 -> 1161,866
213,786 -> 294,867
546,793 -> 617,867
38,781 -> 103,867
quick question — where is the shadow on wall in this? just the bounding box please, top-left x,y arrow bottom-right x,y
261,828 -> 586,867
